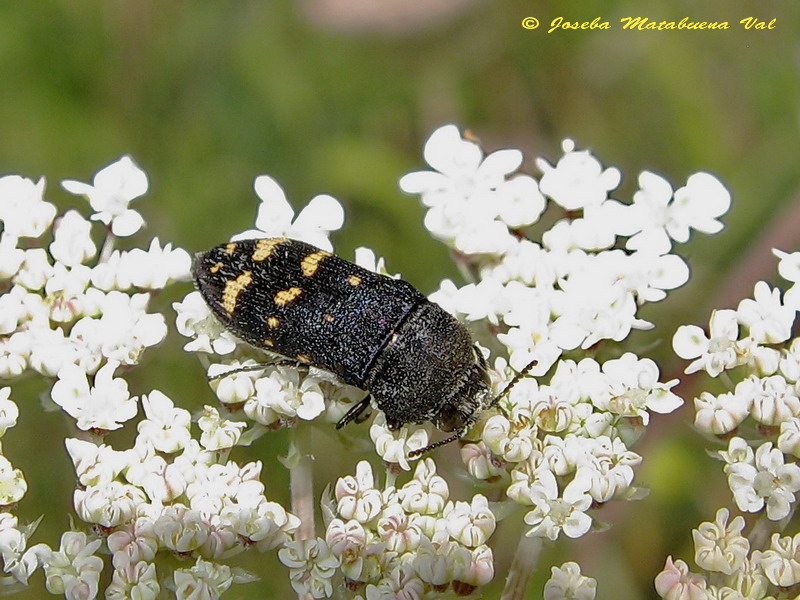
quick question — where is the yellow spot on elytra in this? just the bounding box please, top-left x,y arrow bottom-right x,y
301,250 -> 331,277
296,354 -> 312,364
323,314 -> 334,323
253,238 -> 287,262
221,271 -> 253,314
225,243 -> 237,255
274,287 -> 303,306
209,262 -> 223,273
348,275 -> 362,286
267,316 -> 280,328
264,338 -> 275,347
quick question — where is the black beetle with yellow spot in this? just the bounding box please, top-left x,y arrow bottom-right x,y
192,237 -> 493,455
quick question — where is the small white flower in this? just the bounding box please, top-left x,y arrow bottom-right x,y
400,124 -> 542,254
226,498 -> 300,551
523,469 -> 593,540
106,560 -> 160,600
693,391 -> 749,436
365,564 -> 424,600
0,387 -> 18,437
279,538 -> 340,599
369,413 -> 429,471
65,438 -> 128,487
400,124 -> 521,206
153,505 -> 208,553
70,291 -> 168,366
116,238 -> 192,289
61,155 -> 147,237
0,233 -> 25,280
49,210 -> 96,267
74,481 -> 148,527
173,291 -> 239,355
43,262 -> 92,323
335,461 -> 383,523
376,504 -> 422,554
399,458 -> 449,515
672,172 -> 732,236
107,519 -> 159,569
0,175 -> 56,238
726,441 -> 800,520
717,436 -> 754,467
738,374 -> 800,427
0,515 -> 39,585
460,441 -> 506,481
325,517 -> 366,559
618,251 -> 690,303
172,558 -> 235,600
208,362 -> 259,406
38,531 -> 104,600
774,248 -> 800,283
198,405 -> 246,450
544,561 -> 597,600
692,508 -> 749,575
14,247 -> 53,291
27,327 -> 82,377
51,361 -> 137,431
443,495 -> 496,548
0,332 -> 28,379
654,557 -> 708,600
592,353 -> 683,424
536,139 -> 621,211
0,455 -> 27,505
620,171 -> 730,254
737,281 -> 795,344
579,437 -> 641,503
0,291 -> 25,336
673,309 -> 741,376
737,335 -> 781,377
760,532 -> 800,587
453,544 -> 495,587
233,174 -> 344,251
249,368 -> 326,422
779,417 -> 800,458
137,390 -> 192,454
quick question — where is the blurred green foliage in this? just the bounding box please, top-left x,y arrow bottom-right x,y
1,0 -> 799,597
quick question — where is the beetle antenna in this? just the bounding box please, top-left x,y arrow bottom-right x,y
408,431 -> 460,458
490,358 -> 538,408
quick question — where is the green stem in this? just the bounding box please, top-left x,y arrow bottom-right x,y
290,425 -> 315,542
501,534 -> 543,600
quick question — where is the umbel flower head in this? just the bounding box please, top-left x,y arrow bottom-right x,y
170,124 -> 728,597
657,240 -> 800,597
1,126 -> 732,599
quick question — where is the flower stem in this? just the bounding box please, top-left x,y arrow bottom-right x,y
290,425 -> 315,542
501,534 -> 543,600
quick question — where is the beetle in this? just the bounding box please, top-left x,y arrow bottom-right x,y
192,237 -> 497,455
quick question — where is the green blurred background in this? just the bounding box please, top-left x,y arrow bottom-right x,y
2,0 -> 799,598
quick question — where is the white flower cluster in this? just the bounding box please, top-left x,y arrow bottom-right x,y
0,159 -> 188,383
659,251 -> 800,600
399,125 -> 718,539
66,392 -> 298,599
0,158 -> 305,599
296,459 -> 495,599
0,127 -> 738,598
656,507 -> 800,599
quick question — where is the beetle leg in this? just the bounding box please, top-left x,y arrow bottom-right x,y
336,395 -> 372,430
207,358 -> 303,381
